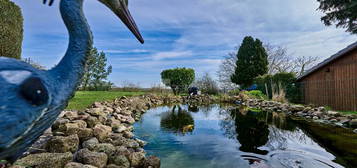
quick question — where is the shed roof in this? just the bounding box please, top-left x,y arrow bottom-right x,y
297,41 -> 357,81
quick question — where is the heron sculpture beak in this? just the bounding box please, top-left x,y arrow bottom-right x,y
99,0 -> 144,44
44,0 -> 144,44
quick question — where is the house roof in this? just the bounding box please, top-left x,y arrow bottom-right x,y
297,41 -> 357,81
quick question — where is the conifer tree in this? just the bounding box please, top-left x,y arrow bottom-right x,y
231,36 -> 268,88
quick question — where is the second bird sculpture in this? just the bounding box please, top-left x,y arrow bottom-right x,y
0,0 -> 143,161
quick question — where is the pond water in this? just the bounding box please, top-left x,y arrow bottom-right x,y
134,104 -> 349,168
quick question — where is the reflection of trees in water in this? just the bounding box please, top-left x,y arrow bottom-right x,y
219,107 -> 307,155
219,107 -> 238,140
219,107 -> 269,154
160,105 -> 195,135
235,111 -> 269,155
265,112 -> 296,131
199,104 -> 216,117
188,104 -> 199,112
187,103 -> 216,118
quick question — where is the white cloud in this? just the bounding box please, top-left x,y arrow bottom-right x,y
152,51 -> 193,60
12,0 -> 356,87
105,49 -> 150,54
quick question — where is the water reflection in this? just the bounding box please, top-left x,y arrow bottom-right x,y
160,105 -> 195,135
234,111 -> 269,155
135,105 -> 348,168
188,104 -> 199,112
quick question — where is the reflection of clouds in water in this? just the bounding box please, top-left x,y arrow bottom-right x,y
218,107 -> 342,168
265,127 -> 337,162
136,105 -> 345,168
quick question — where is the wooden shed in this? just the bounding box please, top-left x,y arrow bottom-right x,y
297,41 -> 357,111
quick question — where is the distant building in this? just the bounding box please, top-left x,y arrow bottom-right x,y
297,41 -> 357,111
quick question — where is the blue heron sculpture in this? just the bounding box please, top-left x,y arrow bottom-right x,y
0,0 -> 143,161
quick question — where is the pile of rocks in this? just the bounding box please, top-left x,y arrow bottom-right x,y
245,99 -> 357,131
183,94 -> 218,105
11,95 -> 181,168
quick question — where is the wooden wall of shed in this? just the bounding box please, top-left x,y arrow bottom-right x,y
300,48 -> 357,111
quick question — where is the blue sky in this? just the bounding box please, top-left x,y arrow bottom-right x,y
13,0 -> 356,87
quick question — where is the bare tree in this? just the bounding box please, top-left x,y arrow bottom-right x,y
194,72 -> 219,95
265,44 -> 319,76
217,52 -> 238,91
265,44 -> 294,74
120,81 -> 142,92
293,56 -> 319,76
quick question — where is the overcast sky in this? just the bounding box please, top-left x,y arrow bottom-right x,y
13,0 -> 356,87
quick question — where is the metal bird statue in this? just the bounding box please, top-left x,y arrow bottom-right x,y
0,0 -> 143,161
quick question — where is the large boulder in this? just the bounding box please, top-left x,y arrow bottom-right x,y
87,107 -> 105,117
14,152 -> 73,168
143,156 -> 160,168
86,116 -> 101,128
82,138 -> 99,150
93,124 -> 112,142
91,143 -> 116,156
63,111 -> 79,120
76,149 -> 108,168
46,134 -> 79,153
65,162 -> 97,168
52,120 -> 87,135
350,119 -> 357,128
77,128 -> 94,141
128,152 -> 145,167
108,154 -> 130,168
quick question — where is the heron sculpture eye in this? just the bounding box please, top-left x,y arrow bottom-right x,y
19,77 -> 49,106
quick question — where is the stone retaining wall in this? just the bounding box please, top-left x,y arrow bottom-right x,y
10,94 -> 191,168
244,98 -> 357,132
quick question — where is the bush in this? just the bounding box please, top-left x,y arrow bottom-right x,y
244,90 -> 267,100
254,72 -> 301,103
0,0 -> 23,59
161,68 -> 195,95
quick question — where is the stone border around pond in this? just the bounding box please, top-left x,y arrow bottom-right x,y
244,98 -> 357,133
8,94 -> 356,168
9,94 -> 219,168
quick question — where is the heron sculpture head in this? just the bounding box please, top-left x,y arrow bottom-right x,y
0,0 -> 143,161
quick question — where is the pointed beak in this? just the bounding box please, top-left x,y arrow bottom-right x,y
112,1 -> 144,44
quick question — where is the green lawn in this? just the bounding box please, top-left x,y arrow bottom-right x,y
66,91 -> 144,110
338,111 -> 357,115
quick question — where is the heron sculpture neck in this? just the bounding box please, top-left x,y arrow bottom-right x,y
0,0 -> 143,161
49,0 -> 92,101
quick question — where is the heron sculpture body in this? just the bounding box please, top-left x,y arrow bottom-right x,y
0,0 -> 143,161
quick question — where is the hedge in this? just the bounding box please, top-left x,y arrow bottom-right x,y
0,0 -> 23,59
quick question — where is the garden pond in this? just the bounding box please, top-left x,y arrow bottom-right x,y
134,104 -> 357,168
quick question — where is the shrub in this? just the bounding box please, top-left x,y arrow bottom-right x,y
244,90 -> 267,100
0,0 -> 23,59
254,72 -> 301,103
161,68 -> 195,95
228,89 -> 241,96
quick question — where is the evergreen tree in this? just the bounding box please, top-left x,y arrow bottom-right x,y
79,47 -> 113,91
231,36 -> 268,88
317,0 -> 357,34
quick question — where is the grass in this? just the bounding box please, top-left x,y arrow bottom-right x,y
247,107 -> 263,113
338,111 -> 357,115
324,106 -> 357,115
66,91 -> 145,110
